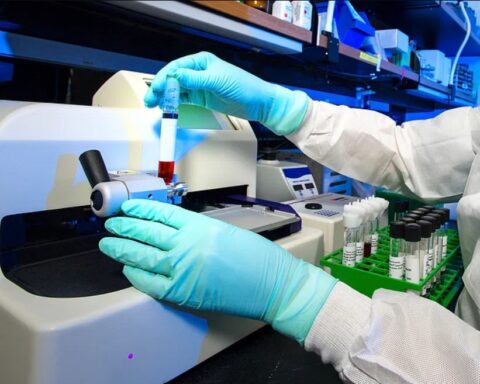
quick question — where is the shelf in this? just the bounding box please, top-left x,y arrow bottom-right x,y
106,0 -> 304,54
193,1 -> 312,43
300,35 -> 475,108
360,1 -> 480,56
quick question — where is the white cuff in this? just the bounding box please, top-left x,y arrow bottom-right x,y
304,282 -> 371,371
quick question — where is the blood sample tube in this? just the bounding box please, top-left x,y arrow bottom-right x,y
158,76 -> 180,184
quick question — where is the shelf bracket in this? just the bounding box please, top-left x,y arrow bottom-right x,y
322,31 -> 340,63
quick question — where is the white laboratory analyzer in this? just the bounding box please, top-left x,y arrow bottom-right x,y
0,71 -> 325,384
256,154 -> 365,255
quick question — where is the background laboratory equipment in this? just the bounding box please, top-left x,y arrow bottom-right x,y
271,1 -> 293,22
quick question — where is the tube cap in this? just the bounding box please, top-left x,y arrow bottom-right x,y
404,223 -> 421,242
417,220 -> 432,238
405,213 -> 421,220
416,207 -> 432,214
422,205 -> 435,210
401,217 -> 416,224
394,200 -> 409,213
432,209 -> 448,223
440,208 -> 450,221
422,214 -> 440,230
343,205 -> 362,228
390,221 -> 405,239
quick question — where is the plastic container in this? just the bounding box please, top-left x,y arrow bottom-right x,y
333,1 -> 375,48
320,227 -> 461,306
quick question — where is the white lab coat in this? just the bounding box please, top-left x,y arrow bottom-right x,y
288,102 -> 480,383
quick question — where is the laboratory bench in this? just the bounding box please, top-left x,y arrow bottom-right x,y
168,325 -> 342,384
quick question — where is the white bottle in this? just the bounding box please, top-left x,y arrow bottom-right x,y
292,1 -> 313,30
272,1 -> 293,23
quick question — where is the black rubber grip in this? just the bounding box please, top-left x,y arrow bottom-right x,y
79,150 -> 111,187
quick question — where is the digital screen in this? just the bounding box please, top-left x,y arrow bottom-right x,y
305,183 -> 315,189
293,184 -> 304,191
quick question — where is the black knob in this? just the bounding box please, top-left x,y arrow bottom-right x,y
79,150 -> 111,188
305,203 -> 322,210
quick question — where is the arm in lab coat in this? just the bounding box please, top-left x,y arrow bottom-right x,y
305,282 -> 480,383
288,102 -> 480,382
287,102 -> 480,202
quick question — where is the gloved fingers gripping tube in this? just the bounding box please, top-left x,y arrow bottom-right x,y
263,260 -> 338,345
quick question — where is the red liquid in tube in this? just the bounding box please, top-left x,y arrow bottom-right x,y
158,160 -> 175,185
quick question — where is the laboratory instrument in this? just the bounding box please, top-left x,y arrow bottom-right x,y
80,149 -> 187,217
0,70 -> 323,384
285,193 -> 361,256
256,156 -> 319,202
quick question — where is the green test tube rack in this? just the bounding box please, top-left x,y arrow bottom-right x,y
320,228 -> 464,307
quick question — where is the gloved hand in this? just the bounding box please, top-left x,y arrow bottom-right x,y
144,51 -> 310,136
99,199 -> 337,345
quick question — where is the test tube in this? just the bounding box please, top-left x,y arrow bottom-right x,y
343,205 -> 362,267
389,221 -> 405,280
362,199 -> 376,257
428,212 -> 444,266
413,208 -> 430,215
405,213 -> 422,221
400,217 -> 416,225
422,214 -> 441,282
417,220 -> 433,294
393,200 -> 409,221
432,208 -> 449,267
158,76 -> 180,184
353,202 -> 366,263
404,223 -> 421,284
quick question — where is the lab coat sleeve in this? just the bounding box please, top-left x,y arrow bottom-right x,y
305,282 -> 480,383
287,102 -> 480,201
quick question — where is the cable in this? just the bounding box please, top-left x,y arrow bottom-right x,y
449,1 -> 471,86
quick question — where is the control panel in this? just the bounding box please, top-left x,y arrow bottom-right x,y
282,167 -> 318,199
285,193 -> 359,255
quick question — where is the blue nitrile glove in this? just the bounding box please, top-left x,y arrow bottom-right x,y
144,51 -> 309,136
99,199 -> 337,345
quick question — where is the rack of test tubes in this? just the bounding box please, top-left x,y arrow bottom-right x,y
320,201 -> 464,307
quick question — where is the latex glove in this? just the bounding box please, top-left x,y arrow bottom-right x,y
99,199 -> 337,345
144,51 -> 309,136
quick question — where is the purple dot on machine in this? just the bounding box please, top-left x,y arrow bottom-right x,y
128,353 -> 134,359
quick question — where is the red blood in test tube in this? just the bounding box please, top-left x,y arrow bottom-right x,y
158,160 -> 175,185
